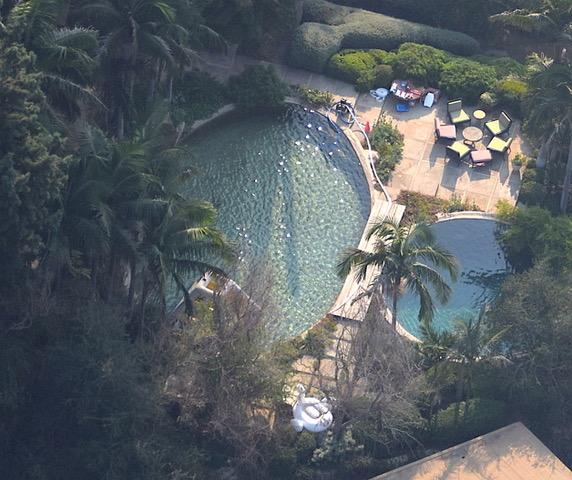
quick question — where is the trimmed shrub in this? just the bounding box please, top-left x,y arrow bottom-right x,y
328,49 -> 395,91
229,65 -> 288,108
371,115 -> 404,182
328,49 -> 378,84
393,43 -> 452,85
494,78 -> 528,116
471,55 -> 527,78
429,398 -> 508,445
439,59 -> 497,103
288,0 -> 479,72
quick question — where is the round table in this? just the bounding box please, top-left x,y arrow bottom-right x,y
463,126 -> 484,144
473,110 -> 486,121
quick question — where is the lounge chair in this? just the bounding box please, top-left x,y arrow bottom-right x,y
447,99 -> 470,125
470,149 -> 493,167
446,141 -> 471,162
485,111 -> 512,136
434,118 -> 456,141
487,136 -> 513,157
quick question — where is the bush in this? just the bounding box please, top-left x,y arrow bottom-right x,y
172,71 -> 229,124
439,59 -> 497,103
328,49 -> 379,84
269,448 -> 298,479
370,115 -> 404,182
327,49 -> 394,91
229,65 -> 288,108
495,199 -> 516,221
295,87 -> 334,109
471,55 -> 527,78
494,78 -> 528,116
429,398 -> 508,445
393,43 -> 452,85
288,0 -> 479,72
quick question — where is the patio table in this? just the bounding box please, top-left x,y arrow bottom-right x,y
463,126 -> 484,145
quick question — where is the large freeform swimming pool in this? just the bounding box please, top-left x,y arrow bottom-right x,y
396,218 -> 510,338
171,105 -> 370,337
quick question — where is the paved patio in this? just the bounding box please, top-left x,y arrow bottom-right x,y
383,97 -> 528,211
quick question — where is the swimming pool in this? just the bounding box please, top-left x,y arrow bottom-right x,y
171,105 -> 370,337
396,218 -> 510,338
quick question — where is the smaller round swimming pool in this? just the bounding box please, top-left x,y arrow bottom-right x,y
396,218 -> 510,338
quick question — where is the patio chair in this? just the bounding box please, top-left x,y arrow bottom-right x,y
485,111 -> 512,136
434,118 -> 456,142
487,136 -> 513,157
446,141 -> 471,162
447,99 -> 470,125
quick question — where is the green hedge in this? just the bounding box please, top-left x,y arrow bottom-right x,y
229,65 -> 288,108
327,49 -> 395,91
288,0 -> 479,72
393,43 -> 452,85
494,78 -> 528,117
429,398 -> 508,445
439,59 -> 497,103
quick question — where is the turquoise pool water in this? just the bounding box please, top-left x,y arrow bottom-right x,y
396,218 -> 510,338
172,105 -> 370,337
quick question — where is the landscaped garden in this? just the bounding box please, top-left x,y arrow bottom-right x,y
2,0 -> 572,479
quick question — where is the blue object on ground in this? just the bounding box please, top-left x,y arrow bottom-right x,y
395,103 -> 410,113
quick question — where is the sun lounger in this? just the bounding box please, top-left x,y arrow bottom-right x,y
447,99 -> 470,125
485,111 -> 512,136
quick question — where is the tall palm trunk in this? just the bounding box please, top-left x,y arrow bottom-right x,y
559,121 -> 572,212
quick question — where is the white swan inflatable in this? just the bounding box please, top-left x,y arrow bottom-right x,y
290,384 -> 333,433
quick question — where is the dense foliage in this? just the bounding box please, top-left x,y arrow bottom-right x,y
229,65 -> 289,108
370,115 -> 404,182
288,0 -> 479,72
3,0 -> 572,476
0,40 -> 68,288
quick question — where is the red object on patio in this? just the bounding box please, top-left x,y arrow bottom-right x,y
364,121 -> 371,134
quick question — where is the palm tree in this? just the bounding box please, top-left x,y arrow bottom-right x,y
5,0 -> 103,120
337,220 -> 458,329
526,60 -> 572,212
419,307 -> 511,425
71,0 -> 186,136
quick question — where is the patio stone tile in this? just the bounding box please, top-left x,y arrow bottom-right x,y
307,73 -> 336,92
388,171 -> 413,192
440,164 -> 465,190
410,174 -> 440,196
423,143 -> 446,165
464,192 -> 490,210
398,157 -> 420,176
403,138 -> 427,160
399,120 -> 433,142
283,68 -> 311,87
334,80 -> 359,98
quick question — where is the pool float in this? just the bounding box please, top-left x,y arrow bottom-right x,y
290,384 -> 333,433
